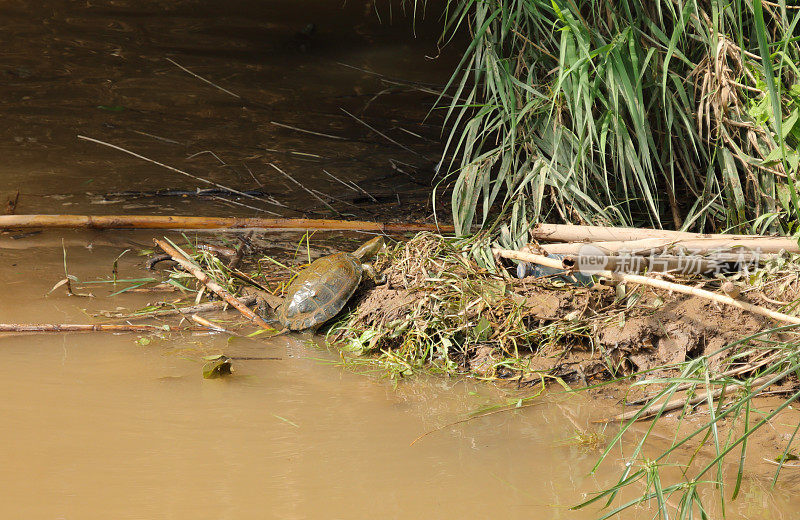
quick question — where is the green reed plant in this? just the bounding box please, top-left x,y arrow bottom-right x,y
433,0 -> 800,238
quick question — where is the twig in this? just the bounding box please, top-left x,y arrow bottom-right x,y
155,238 -> 273,330
210,195 -> 279,215
190,314 -> 229,332
494,248 -> 800,325
340,108 -> 429,160
762,458 -> 800,468
625,350 -> 781,406
539,237 -> 799,256
530,223 -> 768,243
190,315 -> 283,347
132,130 -> 182,145
310,189 -> 362,211
264,147 -> 325,159
77,135 -> 283,216
165,57 -> 241,99
410,401 -> 545,446
101,296 -> 258,321
270,121 -> 347,141
229,269 -> 267,291
0,323 -> 194,333
268,163 -> 339,214
323,169 -> 378,202
323,169 -> 360,193
336,62 -> 449,97
242,163 -> 263,187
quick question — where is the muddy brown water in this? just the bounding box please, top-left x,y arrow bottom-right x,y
2,1 -> 800,518
2,230 -> 618,519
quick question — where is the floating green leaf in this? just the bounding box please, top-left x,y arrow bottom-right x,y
775,452 -> 799,463
202,355 -> 233,379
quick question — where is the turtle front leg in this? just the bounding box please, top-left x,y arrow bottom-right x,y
362,263 -> 386,285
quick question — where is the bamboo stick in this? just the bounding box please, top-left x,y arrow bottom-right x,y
530,223 -> 761,243
0,214 -> 454,234
494,248 -> 800,325
154,238 -> 274,330
538,237 -> 799,255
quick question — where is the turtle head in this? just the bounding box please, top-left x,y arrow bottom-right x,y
352,236 -> 384,261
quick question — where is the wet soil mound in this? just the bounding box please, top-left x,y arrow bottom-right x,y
333,233 -> 773,384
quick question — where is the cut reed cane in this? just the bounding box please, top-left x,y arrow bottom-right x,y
0,214 -> 454,234
530,223 -> 768,243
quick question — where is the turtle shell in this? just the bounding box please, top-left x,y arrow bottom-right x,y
278,252 -> 363,330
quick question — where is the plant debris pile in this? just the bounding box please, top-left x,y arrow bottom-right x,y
330,233 -> 788,384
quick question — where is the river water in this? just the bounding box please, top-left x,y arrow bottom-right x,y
1,1 -> 799,518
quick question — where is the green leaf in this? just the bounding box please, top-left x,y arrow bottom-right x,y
474,316 -> 493,341
754,0 -> 800,218
272,414 -> 299,428
782,109 -> 799,138
202,355 -> 233,379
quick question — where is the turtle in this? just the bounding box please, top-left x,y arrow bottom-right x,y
277,237 -> 385,331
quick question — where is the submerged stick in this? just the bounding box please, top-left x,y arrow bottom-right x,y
340,108 -> 429,160
154,238 -> 273,331
608,373 -> 774,422
270,121 -> 347,141
624,350 -> 780,407
494,248 -> 800,325
190,314 -> 229,332
0,323 -> 191,333
104,296 -> 258,321
409,401 -> 545,446
165,57 -> 242,99
269,163 -> 339,215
